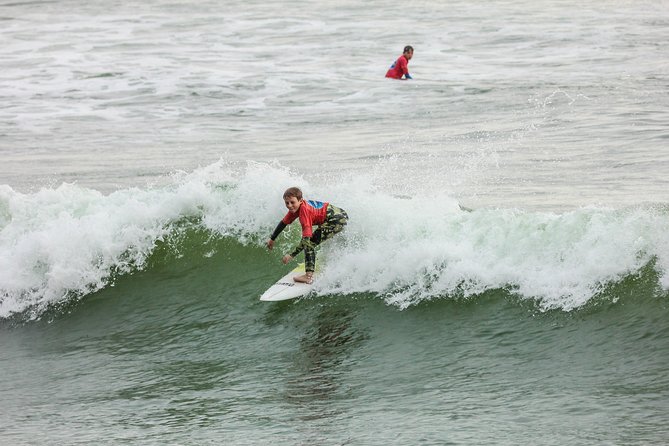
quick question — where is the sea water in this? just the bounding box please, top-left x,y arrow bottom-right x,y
1,0 -> 668,444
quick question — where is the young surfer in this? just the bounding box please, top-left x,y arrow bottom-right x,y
385,45 -> 414,80
267,187 -> 348,284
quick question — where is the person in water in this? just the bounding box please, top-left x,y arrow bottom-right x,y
385,45 -> 414,80
267,187 -> 348,284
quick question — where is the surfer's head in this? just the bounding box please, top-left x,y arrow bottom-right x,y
403,45 -> 414,60
283,187 -> 303,213
283,187 -> 303,201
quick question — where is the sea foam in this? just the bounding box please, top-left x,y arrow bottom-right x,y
1,161 -> 667,318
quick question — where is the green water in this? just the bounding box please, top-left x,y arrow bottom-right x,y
2,239 -> 668,445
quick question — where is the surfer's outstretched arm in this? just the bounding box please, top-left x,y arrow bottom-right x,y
267,221 -> 287,250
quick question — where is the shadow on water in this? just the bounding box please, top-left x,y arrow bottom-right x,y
261,298 -> 369,442
285,306 -> 356,405
290,304 -> 365,444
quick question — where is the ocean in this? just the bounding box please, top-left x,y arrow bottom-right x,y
1,0 -> 669,444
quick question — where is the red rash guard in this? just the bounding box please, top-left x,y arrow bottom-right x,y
385,55 -> 409,79
281,200 -> 329,238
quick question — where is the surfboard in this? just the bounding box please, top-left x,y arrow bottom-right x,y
259,263 -> 314,302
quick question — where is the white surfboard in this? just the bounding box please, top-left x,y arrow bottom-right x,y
260,263 -> 315,302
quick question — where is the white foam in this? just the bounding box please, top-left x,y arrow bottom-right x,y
317,203 -> 669,311
1,161 -> 668,318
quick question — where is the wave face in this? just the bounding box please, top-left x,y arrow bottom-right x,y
1,161 -> 668,318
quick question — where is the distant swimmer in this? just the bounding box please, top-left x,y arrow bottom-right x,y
267,187 -> 348,284
385,45 -> 414,80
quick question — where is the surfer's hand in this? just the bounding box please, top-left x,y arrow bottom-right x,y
282,255 -> 292,264
267,239 -> 274,250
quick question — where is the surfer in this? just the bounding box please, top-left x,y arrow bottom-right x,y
385,45 -> 414,80
267,187 -> 348,284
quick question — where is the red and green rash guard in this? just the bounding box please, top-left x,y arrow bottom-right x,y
385,55 -> 409,79
281,200 -> 329,238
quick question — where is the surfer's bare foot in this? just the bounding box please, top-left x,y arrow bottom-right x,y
294,273 -> 313,284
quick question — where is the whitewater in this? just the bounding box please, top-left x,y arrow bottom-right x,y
2,161 -> 668,319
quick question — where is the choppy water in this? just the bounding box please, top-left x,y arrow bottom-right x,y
1,0 -> 669,444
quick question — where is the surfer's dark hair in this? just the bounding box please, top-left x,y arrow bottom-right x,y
283,187 -> 303,200
403,45 -> 414,53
